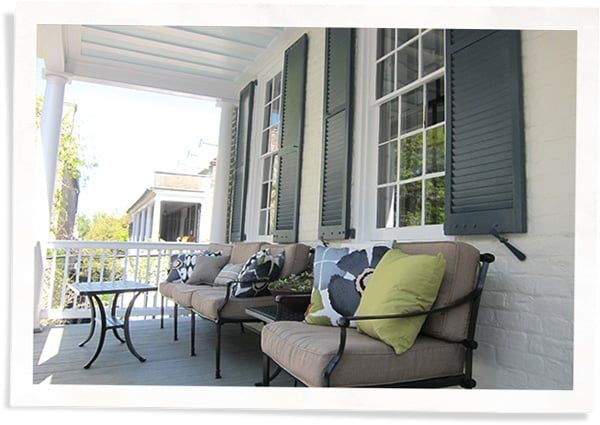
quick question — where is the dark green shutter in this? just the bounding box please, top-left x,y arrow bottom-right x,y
444,30 -> 526,236
272,34 -> 308,243
229,81 -> 256,242
318,28 -> 355,241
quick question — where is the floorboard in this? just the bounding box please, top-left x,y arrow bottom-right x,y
33,318 -> 294,387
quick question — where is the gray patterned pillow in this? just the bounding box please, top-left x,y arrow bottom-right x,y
187,255 -> 230,285
232,250 -> 285,298
213,263 -> 244,286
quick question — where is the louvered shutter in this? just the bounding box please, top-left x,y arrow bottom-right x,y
444,30 -> 527,236
229,81 -> 256,242
272,34 -> 308,243
319,28 -> 355,241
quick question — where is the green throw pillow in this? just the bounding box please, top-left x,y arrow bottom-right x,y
356,249 -> 446,355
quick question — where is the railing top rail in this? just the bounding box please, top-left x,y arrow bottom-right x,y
46,240 -> 211,250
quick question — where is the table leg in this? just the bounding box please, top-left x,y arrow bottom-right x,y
110,292 -> 126,343
124,291 -> 146,363
83,294 -> 107,369
78,295 -> 96,347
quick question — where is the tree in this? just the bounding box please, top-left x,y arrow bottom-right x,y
35,96 -> 95,240
83,213 -> 130,242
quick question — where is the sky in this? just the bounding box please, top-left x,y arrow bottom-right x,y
37,63 -> 220,218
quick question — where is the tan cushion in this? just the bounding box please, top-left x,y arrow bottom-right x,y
187,255 -> 230,285
171,283 -> 207,308
209,243 -> 233,257
261,321 -> 464,387
266,243 -> 311,278
230,242 -> 268,264
190,286 -> 275,321
394,241 -> 480,341
159,281 -> 179,298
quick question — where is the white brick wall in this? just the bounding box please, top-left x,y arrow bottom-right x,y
298,28 -> 325,243
458,30 -> 577,389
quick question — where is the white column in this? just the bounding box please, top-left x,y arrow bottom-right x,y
210,99 -> 235,243
151,200 -> 162,241
34,71 -> 71,330
145,205 -> 153,239
40,71 -> 71,210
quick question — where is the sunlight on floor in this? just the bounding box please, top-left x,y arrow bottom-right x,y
38,327 -> 64,366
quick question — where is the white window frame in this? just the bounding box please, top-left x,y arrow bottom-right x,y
352,28 -> 453,242
244,60 -> 284,243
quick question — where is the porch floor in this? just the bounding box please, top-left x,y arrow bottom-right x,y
33,317 -> 294,386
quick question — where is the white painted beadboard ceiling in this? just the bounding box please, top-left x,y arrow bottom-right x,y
62,25 -> 291,100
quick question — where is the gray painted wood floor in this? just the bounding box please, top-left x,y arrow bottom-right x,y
33,317 -> 295,387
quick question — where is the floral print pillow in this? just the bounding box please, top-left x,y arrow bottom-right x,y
305,244 -> 390,326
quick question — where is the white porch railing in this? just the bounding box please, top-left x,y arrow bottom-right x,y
40,240 -> 209,321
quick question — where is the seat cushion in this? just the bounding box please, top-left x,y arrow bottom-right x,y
393,241 -> 480,341
190,286 -> 275,321
171,283 -> 207,308
159,281 -> 180,298
261,321 -> 465,387
267,243 -> 311,278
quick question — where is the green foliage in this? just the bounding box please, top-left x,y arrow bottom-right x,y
268,270 -> 313,293
76,215 -> 91,239
83,213 -> 130,242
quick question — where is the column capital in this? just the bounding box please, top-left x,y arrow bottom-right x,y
44,70 -> 73,84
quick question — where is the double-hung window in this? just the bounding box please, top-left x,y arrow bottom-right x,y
375,29 -> 446,229
258,72 -> 283,235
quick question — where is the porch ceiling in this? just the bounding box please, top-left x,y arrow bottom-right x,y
41,25 -> 290,100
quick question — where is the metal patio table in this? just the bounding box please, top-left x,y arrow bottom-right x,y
70,280 -> 157,369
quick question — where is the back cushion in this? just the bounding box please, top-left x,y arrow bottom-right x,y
230,242 -> 268,264
394,241 -> 480,341
209,243 -> 233,257
267,243 -> 311,278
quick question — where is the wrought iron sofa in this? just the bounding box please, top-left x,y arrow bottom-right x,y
159,241 -> 312,379
260,241 -> 494,388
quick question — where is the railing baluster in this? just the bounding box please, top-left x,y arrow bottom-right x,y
59,248 -> 71,311
154,249 -> 163,308
143,248 -> 152,311
134,248 -> 140,282
87,250 -> 93,283
47,247 -> 57,311
99,250 -> 106,283
110,248 -> 117,282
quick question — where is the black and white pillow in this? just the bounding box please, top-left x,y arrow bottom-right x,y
232,250 -> 285,298
166,250 -> 222,283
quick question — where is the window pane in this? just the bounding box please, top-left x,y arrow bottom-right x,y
263,104 -> 271,129
268,127 -> 279,152
397,29 -> 418,46
400,133 -> 423,180
425,177 -> 445,224
376,55 -> 395,99
259,210 -> 267,235
422,29 -> 444,75
399,181 -> 422,227
401,87 -> 423,134
396,40 -> 418,89
426,126 -> 445,174
262,156 -> 272,182
426,78 -> 445,126
377,29 -> 395,59
265,80 -> 273,103
379,98 -> 398,142
272,73 -> 282,99
378,141 -> 398,184
270,98 -> 281,126
261,130 -> 269,155
377,186 -> 397,228
260,183 -> 269,209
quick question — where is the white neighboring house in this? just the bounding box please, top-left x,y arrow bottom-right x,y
126,170 -> 214,242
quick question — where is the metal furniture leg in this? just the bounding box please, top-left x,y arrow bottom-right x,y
174,304 -> 178,341
79,295 -> 96,347
83,294 -> 107,369
123,291 -> 146,363
110,293 -> 125,343
160,296 -> 164,329
190,311 -> 196,357
215,322 -> 222,379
